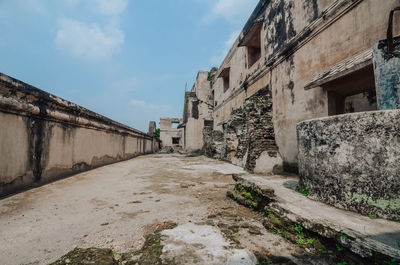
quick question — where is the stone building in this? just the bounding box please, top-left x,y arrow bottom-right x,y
180,71 -> 214,151
179,0 -> 400,220
159,118 -> 184,149
180,0 -> 400,173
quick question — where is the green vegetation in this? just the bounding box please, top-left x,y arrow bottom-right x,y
382,258 -> 400,265
155,128 -> 160,140
50,222 -> 177,265
263,207 -> 324,253
227,184 -> 262,210
336,244 -> 344,252
292,224 -> 317,246
298,188 -> 309,196
49,248 -> 118,265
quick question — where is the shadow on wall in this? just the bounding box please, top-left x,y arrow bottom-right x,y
0,72 -> 159,198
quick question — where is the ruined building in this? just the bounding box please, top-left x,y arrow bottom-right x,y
181,71 -> 215,151
179,0 -> 400,221
159,118 -> 184,150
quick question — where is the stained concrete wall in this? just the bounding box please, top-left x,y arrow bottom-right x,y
373,37 -> 400,109
182,71 -> 213,151
210,0 -> 400,171
0,73 -> 159,197
297,110 -> 400,221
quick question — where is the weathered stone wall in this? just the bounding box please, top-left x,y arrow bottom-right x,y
373,36 -> 400,110
202,127 -> 224,159
182,71 -> 213,151
225,87 -> 281,173
0,73 -> 159,197
297,110 -> 400,221
204,87 -> 282,174
211,0 -> 400,170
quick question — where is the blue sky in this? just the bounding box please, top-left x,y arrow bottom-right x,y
0,0 -> 258,132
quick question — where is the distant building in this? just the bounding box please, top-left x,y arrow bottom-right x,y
159,118 -> 183,149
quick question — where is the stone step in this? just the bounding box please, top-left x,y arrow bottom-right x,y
231,174 -> 400,260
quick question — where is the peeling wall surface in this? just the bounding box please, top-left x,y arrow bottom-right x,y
0,73 -> 159,197
373,37 -> 400,110
181,71 -> 213,151
208,0 -> 400,170
297,110 -> 400,221
203,87 -> 282,175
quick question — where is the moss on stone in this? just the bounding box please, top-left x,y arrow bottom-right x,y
50,223 -> 177,265
227,183 -> 272,211
49,248 -> 118,265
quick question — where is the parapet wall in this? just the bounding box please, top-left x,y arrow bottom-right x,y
0,73 -> 159,197
297,110 -> 400,221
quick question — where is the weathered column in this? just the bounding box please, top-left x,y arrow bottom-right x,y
372,8 -> 400,110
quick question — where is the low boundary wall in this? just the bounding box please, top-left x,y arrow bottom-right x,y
297,110 -> 400,221
0,73 -> 159,197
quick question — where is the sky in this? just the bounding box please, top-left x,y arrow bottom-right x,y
0,0 -> 258,132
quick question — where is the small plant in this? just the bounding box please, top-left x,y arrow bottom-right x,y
337,262 -> 347,265
340,233 -> 348,240
384,258 -> 399,265
298,189 -> 309,196
244,192 -> 253,200
296,238 -> 306,245
336,244 -> 344,252
369,215 -> 377,219
250,201 -> 258,209
268,212 -> 275,218
294,224 -> 303,233
305,238 -> 316,245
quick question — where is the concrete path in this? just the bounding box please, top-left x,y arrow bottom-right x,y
1,154 -> 341,265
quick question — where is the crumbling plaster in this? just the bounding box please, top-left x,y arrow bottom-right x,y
297,110 -> 400,221
182,72 -> 214,151
211,0 -> 400,169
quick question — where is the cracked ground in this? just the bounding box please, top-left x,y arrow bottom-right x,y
0,154 -> 332,265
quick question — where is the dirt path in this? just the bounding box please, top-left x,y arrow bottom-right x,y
0,154 -> 326,265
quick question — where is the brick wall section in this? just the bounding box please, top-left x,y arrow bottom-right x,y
204,87 -> 280,172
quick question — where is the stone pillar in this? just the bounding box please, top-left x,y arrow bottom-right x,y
148,121 -> 156,136
372,38 -> 400,109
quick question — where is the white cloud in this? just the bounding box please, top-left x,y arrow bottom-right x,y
61,0 -> 128,15
130,99 -> 146,107
0,0 -> 46,16
205,0 -> 259,24
54,18 -> 124,60
225,29 -> 240,48
63,0 -> 81,7
130,99 -> 170,111
210,30 -> 240,66
91,0 -> 128,16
